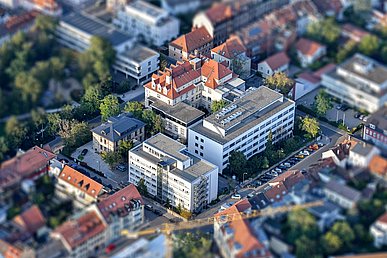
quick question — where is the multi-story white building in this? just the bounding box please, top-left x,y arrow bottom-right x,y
113,0 -> 179,47
128,133 -> 218,212
188,86 -> 295,172
370,212 -> 387,248
57,12 -> 159,84
321,53 -> 387,113
363,107 -> 387,152
144,57 -> 245,109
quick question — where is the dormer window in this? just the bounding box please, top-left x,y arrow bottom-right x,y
158,85 -> 161,92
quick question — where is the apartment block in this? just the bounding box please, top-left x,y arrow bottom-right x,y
363,107 -> 387,152
113,0 -> 179,46
321,53 -> 387,113
128,133 -> 218,212
91,114 -> 145,153
57,12 -> 159,84
188,86 -> 295,172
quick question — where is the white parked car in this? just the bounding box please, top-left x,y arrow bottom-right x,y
231,194 -> 242,200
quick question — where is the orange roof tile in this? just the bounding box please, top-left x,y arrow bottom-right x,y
201,59 -> 233,89
205,3 -> 233,25
97,184 -> 143,223
296,38 -> 325,57
58,165 -> 103,198
170,27 -> 212,53
13,205 -> 45,235
53,211 -> 106,250
262,51 -> 289,71
377,212 -> 387,224
369,155 -> 387,176
211,36 -> 246,59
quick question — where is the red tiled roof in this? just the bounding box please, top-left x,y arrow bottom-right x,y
211,36 -> 246,59
0,239 -> 24,258
270,170 -> 305,191
377,212 -> 387,224
4,10 -> 38,32
201,59 -> 233,89
13,205 -> 45,235
342,23 -> 370,41
0,146 -> 55,189
170,27 -> 212,53
369,155 -> 387,176
216,200 -> 271,258
58,165 -> 103,198
53,211 -> 106,250
313,63 -> 336,79
298,72 -> 320,84
262,51 -> 289,71
97,184 -> 143,223
205,3 -> 232,25
296,38 -> 325,57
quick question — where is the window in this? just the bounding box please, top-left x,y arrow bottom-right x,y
200,145 -> 203,150
148,61 -> 151,66
200,138 -> 204,143
195,136 -> 199,140
195,150 -> 198,154
195,143 -> 198,147
200,152 -> 203,157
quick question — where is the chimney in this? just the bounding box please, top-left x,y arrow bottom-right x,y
165,71 -> 171,84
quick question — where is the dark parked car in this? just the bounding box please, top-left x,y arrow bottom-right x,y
81,149 -> 88,156
59,158 -> 69,164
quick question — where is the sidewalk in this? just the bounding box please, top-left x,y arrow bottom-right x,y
114,86 -> 144,102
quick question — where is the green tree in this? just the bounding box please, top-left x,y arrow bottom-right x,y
32,15 -> 57,33
173,232 -> 213,258
330,221 -> 355,249
81,87 -> 102,114
137,178 -> 148,196
141,109 -> 162,135
299,116 -> 320,139
118,140 -> 133,161
210,100 -> 228,113
47,113 -> 61,135
31,108 -> 47,130
295,235 -> 321,258
0,137 -> 9,162
313,90 -> 333,117
100,94 -> 120,121
307,18 -> 341,46
336,40 -> 357,63
286,209 -> 319,244
58,119 -> 90,148
381,44 -> 387,64
227,151 -> 248,179
265,72 -> 292,94
323,232 -> 342,255
14,72 -> 43,105
261,156 -> 269,169
180,208 -> 192,219
101,151 -> 121,168
124,101 -> 144,118
359,35 -> 379,56
5,116 -> 27,147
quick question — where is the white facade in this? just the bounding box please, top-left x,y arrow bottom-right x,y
0,0 -> 19,8
188,87 -> 295,172
370,215 -> 387,248
297,45 -> 326,67
321,53 -> 387,113
128,133 -> 218,212
161,0 -> 200,15
258,61 -> 289,79
348,144 -> 380,168
113,0 -> 179,46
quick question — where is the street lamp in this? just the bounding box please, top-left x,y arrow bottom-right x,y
242,172 -> 248,183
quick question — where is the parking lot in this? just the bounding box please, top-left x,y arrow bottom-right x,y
71,141 -> 128,184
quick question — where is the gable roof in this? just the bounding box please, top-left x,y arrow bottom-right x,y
324,180 -> 361,202
211,36 -> 246,59
261,51 -> 289,71
13,205 -> 46,235
205,3 -> 232,25
377,212 -> 387,224
58,165 -> 103,198
296,38 -> 325,57
369,155 -> 387,176
97,184 -> 143,223
53,211 -> 106,250
170,27 -> 212,53
201,59 -> 233,89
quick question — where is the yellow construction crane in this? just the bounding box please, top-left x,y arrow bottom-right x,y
121,201 -> 324,257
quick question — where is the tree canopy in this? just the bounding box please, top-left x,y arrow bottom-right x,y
359,35 -> 379,56
307,18 -> 341,46
299,116 -> 320,139
100,95 -> 120,121
211,100 -> 228,113
313,90 -> 333,117
264,72 -> 293,94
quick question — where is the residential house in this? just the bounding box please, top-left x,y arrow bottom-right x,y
193,0 -> 289,45
348,142 -> 380,168
57,12 -> 159,84
321,140 -> 353,169
211,36 -> 251,78
55,165 -> 104,208
295,38 -> 326,67
149,99 -> 205,143
169,27 -> 213,61
308,201 -> 343,231
21,0 -> 62,16
369,155 -> 387,181
51,211 -> 107,258
0,10 -> 38,46
323,180 -> 361,209
128,133 -> 218,212
370,212 -> 387,248
363,107 -> 387,152
257,51 -> 289,78
0,146 -> 55,204
91,114 -> 145,153
188,87 -> 295,172
92,184 -> 144,242
12,205 -> 47,239
161,0 -> 200,15
367,9 -> 387,30
0,239 -> 35,258
144,57 -> 245,109
321,53 -> 387,113
113,0 -> 179,47
214,199 -> 273,258
341,23 -> 371,42
312,0 -> 343,18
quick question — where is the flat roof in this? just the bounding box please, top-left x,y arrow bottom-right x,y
61,12 -> 131,46
366,106 -> 387,131
190,87 -> 294,144
145,133 -> 188,161
121,44 -> 159,63
150,99 -> 205,124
